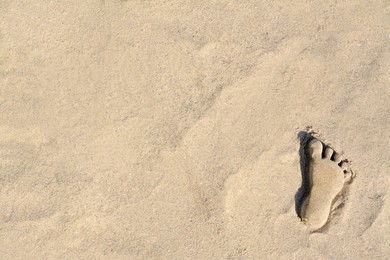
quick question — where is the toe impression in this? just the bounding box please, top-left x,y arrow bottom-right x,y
324,147 -> 333,159
332,153 -> 342,164
340,161 -> 348,170
308,139 -> 323,159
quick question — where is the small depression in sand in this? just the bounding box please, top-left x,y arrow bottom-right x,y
297,135 -> 354,232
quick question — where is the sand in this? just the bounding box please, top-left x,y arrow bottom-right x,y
300,138 -> 353,232
1,1 -> 389,259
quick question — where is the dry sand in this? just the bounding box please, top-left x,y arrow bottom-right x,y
1,1 -> 390,259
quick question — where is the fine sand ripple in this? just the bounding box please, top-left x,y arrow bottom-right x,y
1,1 -> 389,259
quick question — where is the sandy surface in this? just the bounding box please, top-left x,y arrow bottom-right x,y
1,1 -> 390,259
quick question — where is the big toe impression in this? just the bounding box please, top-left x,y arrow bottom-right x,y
308,139 -> 323,159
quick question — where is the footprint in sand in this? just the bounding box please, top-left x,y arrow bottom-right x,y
300,138 -> 353,231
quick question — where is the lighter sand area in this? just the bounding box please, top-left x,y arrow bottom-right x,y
1,1 -> 390,259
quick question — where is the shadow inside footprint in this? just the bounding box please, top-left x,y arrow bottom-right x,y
295,131 -> 314,218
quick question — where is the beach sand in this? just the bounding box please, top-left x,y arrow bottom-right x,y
1,1 -> 389,259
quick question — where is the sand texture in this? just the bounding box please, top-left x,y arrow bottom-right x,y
300,138 -> 353,232
1,1 -> 390,259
